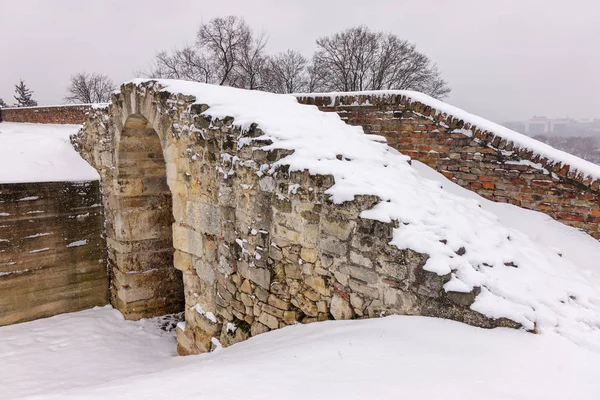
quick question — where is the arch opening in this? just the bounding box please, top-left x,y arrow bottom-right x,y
108,114 -> 184,319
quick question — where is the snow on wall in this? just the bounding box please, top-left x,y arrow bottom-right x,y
295,90 -> 600,185
0,122 -> 100,184
126,79 -> 600,349
296,91 -> 600,241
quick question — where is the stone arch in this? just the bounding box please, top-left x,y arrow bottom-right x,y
73,81 -> 531,357
107,111 -> 184,319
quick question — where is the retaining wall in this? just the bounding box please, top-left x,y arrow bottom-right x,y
0,180 -> 108,326
0,105 -> 95,124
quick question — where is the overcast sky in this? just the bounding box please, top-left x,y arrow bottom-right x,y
0,0 -> 598,122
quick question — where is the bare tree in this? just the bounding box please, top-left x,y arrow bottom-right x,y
311,26 -> 450,98
143,19 -> 449,98
234,33 -> 268,90
306,62 -> 324,93
146,16 -> 268,89
196,16 -> 254,87
265,50 -> 309,94
148,47 -> 212,83
64,72 -> 115,103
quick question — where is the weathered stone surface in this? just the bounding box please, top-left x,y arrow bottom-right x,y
330,294 -> 354,320
0,181 -> 108,326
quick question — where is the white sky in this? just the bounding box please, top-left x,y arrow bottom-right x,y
0,0 -> 598,122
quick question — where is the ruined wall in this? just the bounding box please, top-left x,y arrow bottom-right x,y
73,82 -> 518,356
297,94 -> 600,240
0,181 -> 108,326
0,105 -> 95,124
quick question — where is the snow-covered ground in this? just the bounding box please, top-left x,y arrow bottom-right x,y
0,122 -> 99,183
0,307 -> 176,399
1,306 -> 599,400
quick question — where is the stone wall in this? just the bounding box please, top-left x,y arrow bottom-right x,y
0,105 -> 95,124
296,94 -> 600,240
73,82 -> 519,356
0,181 -> 108,326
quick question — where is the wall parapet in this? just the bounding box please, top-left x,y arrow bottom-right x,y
296,91 -> 600,239
0,104 -> 108,125
296,91 -> 600,191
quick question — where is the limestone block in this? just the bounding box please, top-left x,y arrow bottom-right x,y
268,294 -> 290,310
347,265 -> 378,285
173,250 -> 193,273
186,201 -> 221,235
319,236 -> 347,256
321,218 -> 356,240
305,276 -> 330,296
300,247 -> 318,263
331,294 -> 354,320
283,310 -> 298,325
172,224 -> 204,257
258,312 -> 279,330
348,278 -> 380,299
261,303 -> 285,319
193,257 -> 216,283
291,294 -> 319,317
254,286 -> 269,303
240,292 -> 254,307
238,262 -> 270,290
349,251 -> 373,269
349,293 -> 363,309
250,321 -> 270,336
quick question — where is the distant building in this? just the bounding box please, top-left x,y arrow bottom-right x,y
525,116 -> 550,134
502,117 -> 600,137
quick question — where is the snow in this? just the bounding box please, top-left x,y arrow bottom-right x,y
413,161 -> 600,276
66,239 -> 88,248
193,304 -> 217,323
0,307 -> 176,399
1,307 -> 599,399
296,90 -> 600,182
0,122 -> 99,184
129,79 -> 600,348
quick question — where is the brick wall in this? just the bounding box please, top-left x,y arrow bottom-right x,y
297,93 -> 600,240
0,105 -> 95,124
0,180 -> 108,326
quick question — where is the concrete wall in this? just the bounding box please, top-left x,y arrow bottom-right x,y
0,105 -> 94,124
297,94 -> 600,240
0,180 -> 108,326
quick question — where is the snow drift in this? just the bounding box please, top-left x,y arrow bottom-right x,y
2,307 -> 599,400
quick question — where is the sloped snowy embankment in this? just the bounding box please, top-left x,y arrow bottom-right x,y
0,122 -> 99,183
133,79 -> 600,348
1,307 -> 599,400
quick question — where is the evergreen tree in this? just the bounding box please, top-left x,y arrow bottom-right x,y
0,98 -> 7,108
13,80 -> 38,107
